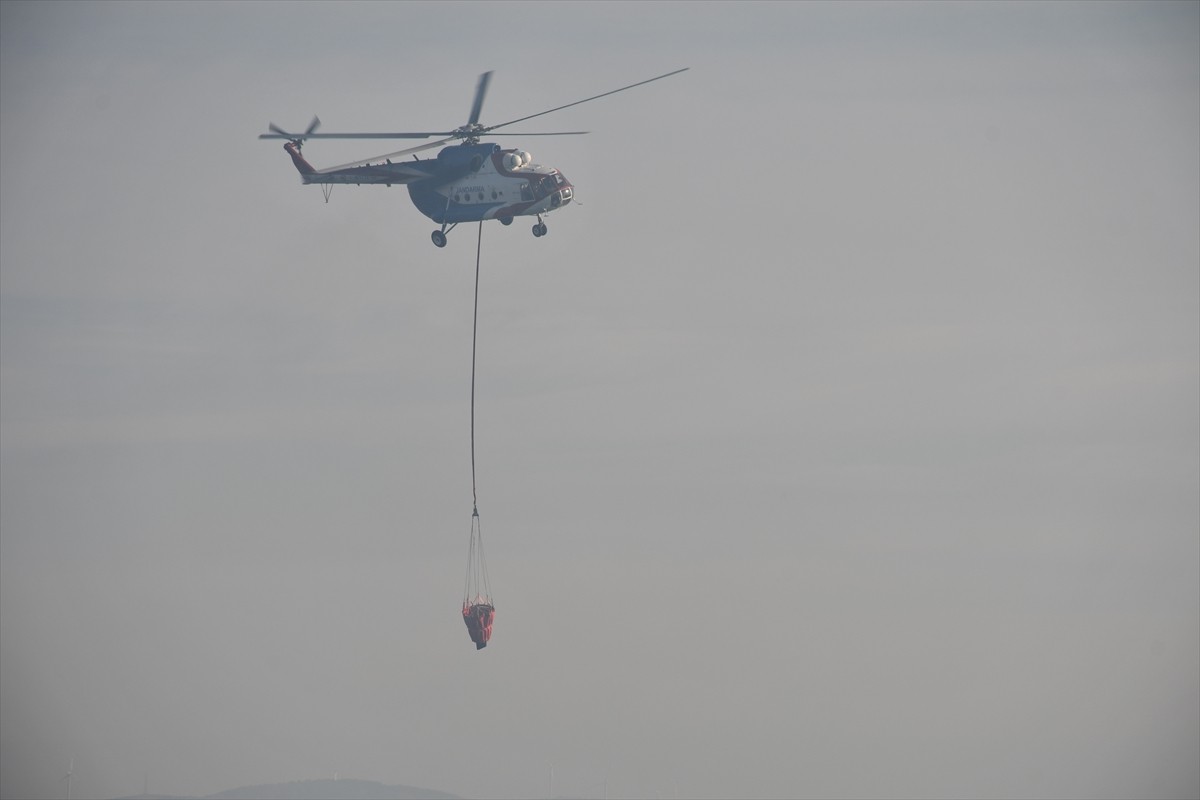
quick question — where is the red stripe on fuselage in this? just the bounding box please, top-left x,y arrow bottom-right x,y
284,142 -> 316,176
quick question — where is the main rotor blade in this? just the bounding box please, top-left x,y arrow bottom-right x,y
483,67 -> 688,134
468,71 -> 492,127
259,131 -> 456,140
316,137 -> 457,173
259,129 -> 589,141
261,68 -> 685,143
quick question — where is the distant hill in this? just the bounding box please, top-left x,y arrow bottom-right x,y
114,779 -> 460,800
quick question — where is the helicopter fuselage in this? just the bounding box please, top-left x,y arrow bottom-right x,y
286,141 -> 573,225
263,68 -> 685,246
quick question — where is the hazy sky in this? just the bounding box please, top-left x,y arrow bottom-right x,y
2,2 -> 1197,799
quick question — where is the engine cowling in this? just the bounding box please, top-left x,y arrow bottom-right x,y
436,143 -> 497,179
503,150 -> 533,171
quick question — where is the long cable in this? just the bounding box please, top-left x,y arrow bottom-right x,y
464,221 -> 492,605
471,221 -> 482,512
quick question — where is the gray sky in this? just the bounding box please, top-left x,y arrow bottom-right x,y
1,2 -> 1197,799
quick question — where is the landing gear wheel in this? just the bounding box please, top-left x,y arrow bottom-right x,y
431,230 -> 447,248
499,217 -> 513,226
532,222 -> 547,238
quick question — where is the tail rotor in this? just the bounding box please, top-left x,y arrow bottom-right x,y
267,115 -> 321,148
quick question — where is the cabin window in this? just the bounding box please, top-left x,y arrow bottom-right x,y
521,182 -> 533,202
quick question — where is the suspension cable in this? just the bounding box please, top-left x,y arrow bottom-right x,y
471,221 -> 482,512
464,221 -> 492,606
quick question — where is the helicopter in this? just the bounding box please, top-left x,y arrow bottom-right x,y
260,68 -> 688,248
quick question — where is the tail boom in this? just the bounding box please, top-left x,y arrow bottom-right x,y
284,142 -> 316,176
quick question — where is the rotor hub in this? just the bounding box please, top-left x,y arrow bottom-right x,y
454,123 -> 488,145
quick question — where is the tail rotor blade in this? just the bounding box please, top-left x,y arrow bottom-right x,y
265,119 -> 319,144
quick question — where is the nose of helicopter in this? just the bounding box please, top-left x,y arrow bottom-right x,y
550,173 -> 573,208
